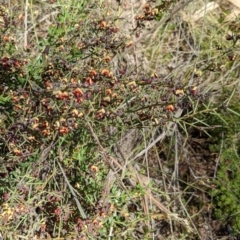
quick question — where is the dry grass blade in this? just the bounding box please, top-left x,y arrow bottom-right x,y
190,2 -> 219,21
86,120 -> 192,231
132,108 -> 183,161
33,132 -> 58,167
24,0 -> 28,49
164,0 -> 195,23
124,0 -> 195,50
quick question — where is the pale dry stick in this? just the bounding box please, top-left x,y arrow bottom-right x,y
24,0 -> 28,49
177,194 -> 201,238
227,0 -> 240,9
57,149 -> 87,219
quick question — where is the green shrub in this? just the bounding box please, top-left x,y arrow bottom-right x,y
202,90 -> 240,233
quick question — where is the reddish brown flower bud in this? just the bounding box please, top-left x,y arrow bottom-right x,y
73,88 -> 83,98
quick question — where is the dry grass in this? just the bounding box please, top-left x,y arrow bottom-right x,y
0,0 -> 240,239
108,0 -> 240,239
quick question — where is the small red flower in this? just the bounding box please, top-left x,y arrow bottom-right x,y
59,126 -> 69,134
101,69 -> 110,77
89,69 -> 97,77
73,88 -> 83,98
166,104 -> 175,112
85,77 -> 93,86
104,56 -> 111,62
99,20 -> 107,28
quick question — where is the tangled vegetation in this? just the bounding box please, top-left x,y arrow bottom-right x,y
0,0 -> 240,239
